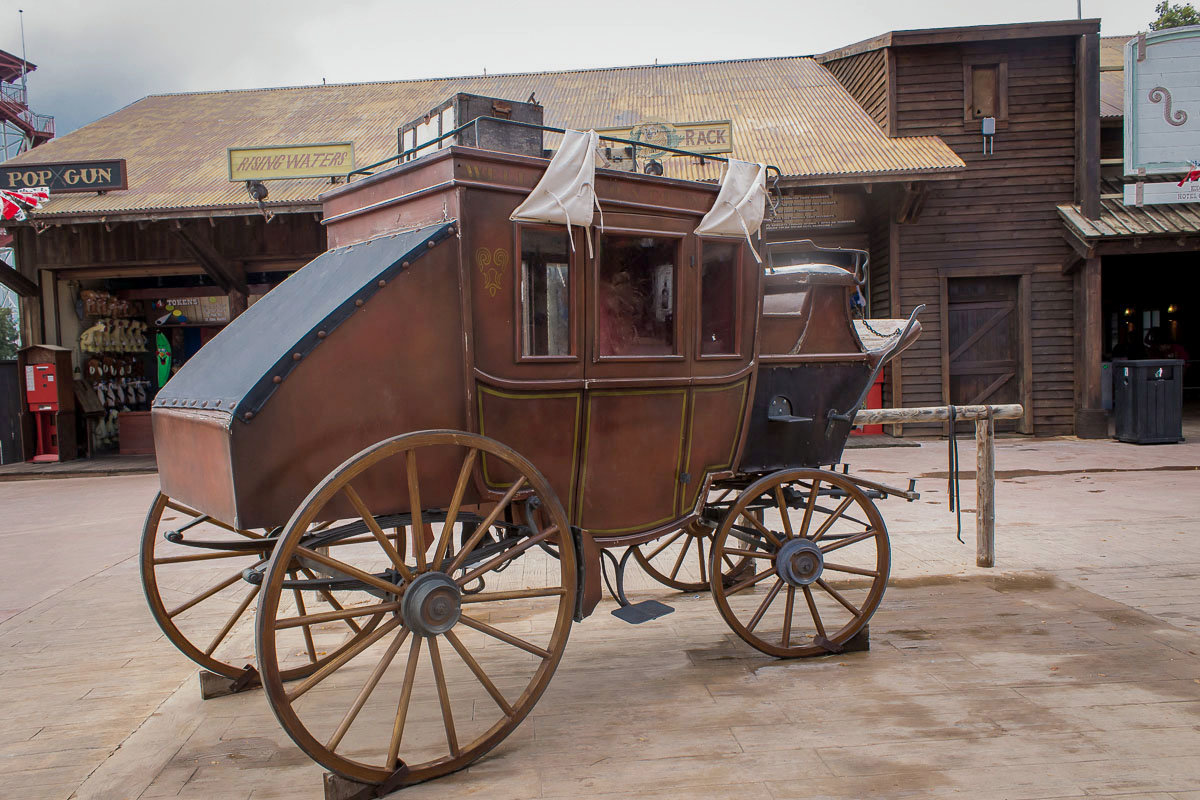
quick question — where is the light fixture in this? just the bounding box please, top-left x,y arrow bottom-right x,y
1167,303 -> 1178,314
643,159 -> 664,176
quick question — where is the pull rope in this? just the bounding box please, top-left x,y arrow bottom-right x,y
948,405 -> 963,543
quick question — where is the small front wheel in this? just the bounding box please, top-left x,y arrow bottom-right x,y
709,469 -> 890,658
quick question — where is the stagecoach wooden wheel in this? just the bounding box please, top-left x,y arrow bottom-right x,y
631,501 -> 756,593
709,469 -> 890,658
255,430 -> 577,787
140,493 -> 384,681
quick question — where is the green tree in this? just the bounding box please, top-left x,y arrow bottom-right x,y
1150,1 -> 1200,29
0,308 -> 17,360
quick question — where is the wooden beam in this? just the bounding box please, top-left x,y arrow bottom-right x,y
0,260 -> 38,297
1077,33 -> 1101,221
853,404 -> 1023,424
976,415 -> 995,568
888,220 -> 903,437
1060,250 -> 1084,274
170,223 -> 248,294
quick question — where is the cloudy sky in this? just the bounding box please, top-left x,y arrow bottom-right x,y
2,0 -> 1157,137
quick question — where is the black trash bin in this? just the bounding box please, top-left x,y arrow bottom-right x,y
1112,359 -> 1184,444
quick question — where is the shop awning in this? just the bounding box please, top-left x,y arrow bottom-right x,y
1058,178 -> 1200,258
152,221 -> 456,422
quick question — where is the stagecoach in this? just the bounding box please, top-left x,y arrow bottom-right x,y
140,123 -> 921,791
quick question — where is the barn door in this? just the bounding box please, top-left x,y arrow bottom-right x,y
944,275 -> 1025,432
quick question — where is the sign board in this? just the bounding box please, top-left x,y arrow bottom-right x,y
227,142 -> 354,181
0,159 -> 127,193
596,120 -> 734,158
1123,179 -> 1200,206
1124,26 -> 1200,176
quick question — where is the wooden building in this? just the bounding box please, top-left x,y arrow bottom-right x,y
0,18 -> 1118,459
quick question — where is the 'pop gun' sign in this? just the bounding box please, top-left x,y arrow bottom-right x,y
0,159 -> 127,193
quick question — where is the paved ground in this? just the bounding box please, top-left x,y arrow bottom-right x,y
1,432 -> 1198,799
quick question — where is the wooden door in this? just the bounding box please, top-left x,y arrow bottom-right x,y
945,276 -> 1023,430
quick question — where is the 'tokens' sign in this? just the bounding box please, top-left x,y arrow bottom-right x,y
0,160 -> 127,193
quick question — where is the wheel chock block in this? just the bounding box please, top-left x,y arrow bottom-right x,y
198,666 -> 260,699
612,599 -> 674,625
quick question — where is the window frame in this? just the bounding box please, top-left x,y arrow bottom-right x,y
962,55 -> 1009,124
591,228 -> 687,363
695,237 -> 744,361
512,223 -> 580,364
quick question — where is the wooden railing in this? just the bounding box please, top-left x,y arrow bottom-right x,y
853,404 -> 1023,568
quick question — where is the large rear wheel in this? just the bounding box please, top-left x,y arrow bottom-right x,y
255,431 -> 577,786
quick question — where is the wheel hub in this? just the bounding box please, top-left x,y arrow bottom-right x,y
402,572 -> 462,637
775,538 -> 824,587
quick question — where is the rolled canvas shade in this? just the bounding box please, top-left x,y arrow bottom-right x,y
695,160 -> 768,262
510,129 -> 601,252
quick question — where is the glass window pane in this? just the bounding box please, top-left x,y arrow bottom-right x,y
521,229 -> 571,357
598,235 -> 677,356
700,241 -> 739,355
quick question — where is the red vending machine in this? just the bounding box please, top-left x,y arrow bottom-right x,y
17,345 -> 76,462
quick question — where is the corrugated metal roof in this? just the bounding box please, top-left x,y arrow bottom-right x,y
1100,35 -> 1131,119
1058,178 -> 1200,239
7,56 -> 963,220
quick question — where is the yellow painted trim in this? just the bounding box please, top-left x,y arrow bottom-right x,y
476,384 -> 582,515
576,387 -> 689,534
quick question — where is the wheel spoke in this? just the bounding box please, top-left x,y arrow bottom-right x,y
326,627 -> 411,752
781,585 -> 795,647
386,636 -> 423,769
342,485 -> 415,582
746,578 -> 783,632
740,512 -> 782,549
802,584 -> 826,638
721,546 -> 774,560
797,480 -> 820,539
295,546 -> 400,597
299,567 -> 365,633
823,562 -> 879,578
433,448 -> 478,570
810,495 -> 855,543
444,628 -> 514,716
287,616 -> 405,702
427,637 -> 459,757
406,450 -> 427,571
816,578 -> 862,617
276,599 -> 401,630
725,565 -> 778,596
455,528 -> 553,589
167,559 -> 265,618
458,614 -> 551,659
668,535 -> 692,581
289,572 -> 318,663
819,529 -> 877,555
775,486 -> 795,539
446,477 -> 528,575
644,531 -> 684,561
203,583 -> 259,656
696,536 -> 708,584
460,587 -> 565,604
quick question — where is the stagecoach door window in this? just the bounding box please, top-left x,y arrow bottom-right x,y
520,229 -> 572,357
700,241 -> 738,355
597,235 -> 677,357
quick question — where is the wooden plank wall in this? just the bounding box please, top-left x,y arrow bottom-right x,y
892,39 -> 1079,435
823,50 -> 890,133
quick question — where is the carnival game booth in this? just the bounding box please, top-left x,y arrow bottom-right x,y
142,126 -> 920,790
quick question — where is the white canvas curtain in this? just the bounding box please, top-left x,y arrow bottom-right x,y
695,160 -> 768,262
510,129 -> 602,254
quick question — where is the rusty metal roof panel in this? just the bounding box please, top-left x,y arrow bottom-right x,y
1058,178 -> 1200,240
1099,36 -> 1132,119
10,57 -> 963,220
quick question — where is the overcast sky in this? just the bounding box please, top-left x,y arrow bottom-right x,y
1,0 -> 1159,137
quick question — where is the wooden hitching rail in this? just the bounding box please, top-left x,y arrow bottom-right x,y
852,404 -> 1024,568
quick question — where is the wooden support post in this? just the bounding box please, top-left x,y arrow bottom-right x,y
975,414 -> 995,568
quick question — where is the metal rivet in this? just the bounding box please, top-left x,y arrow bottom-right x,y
292,352 -> 302,361
244,411 -> 254,420
317,330 -> 327,339
378,279 -> 387,287
355,299 -> 364,307
402,261 -> 410,268
426,241 -> 435,248
201,401 -> 208,407
191,400 -> 198,407
273,376 -> 282,384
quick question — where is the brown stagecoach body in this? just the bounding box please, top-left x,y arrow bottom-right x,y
152,146 -> 918,545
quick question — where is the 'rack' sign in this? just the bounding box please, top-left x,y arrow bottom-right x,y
0,159 -> 127,193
